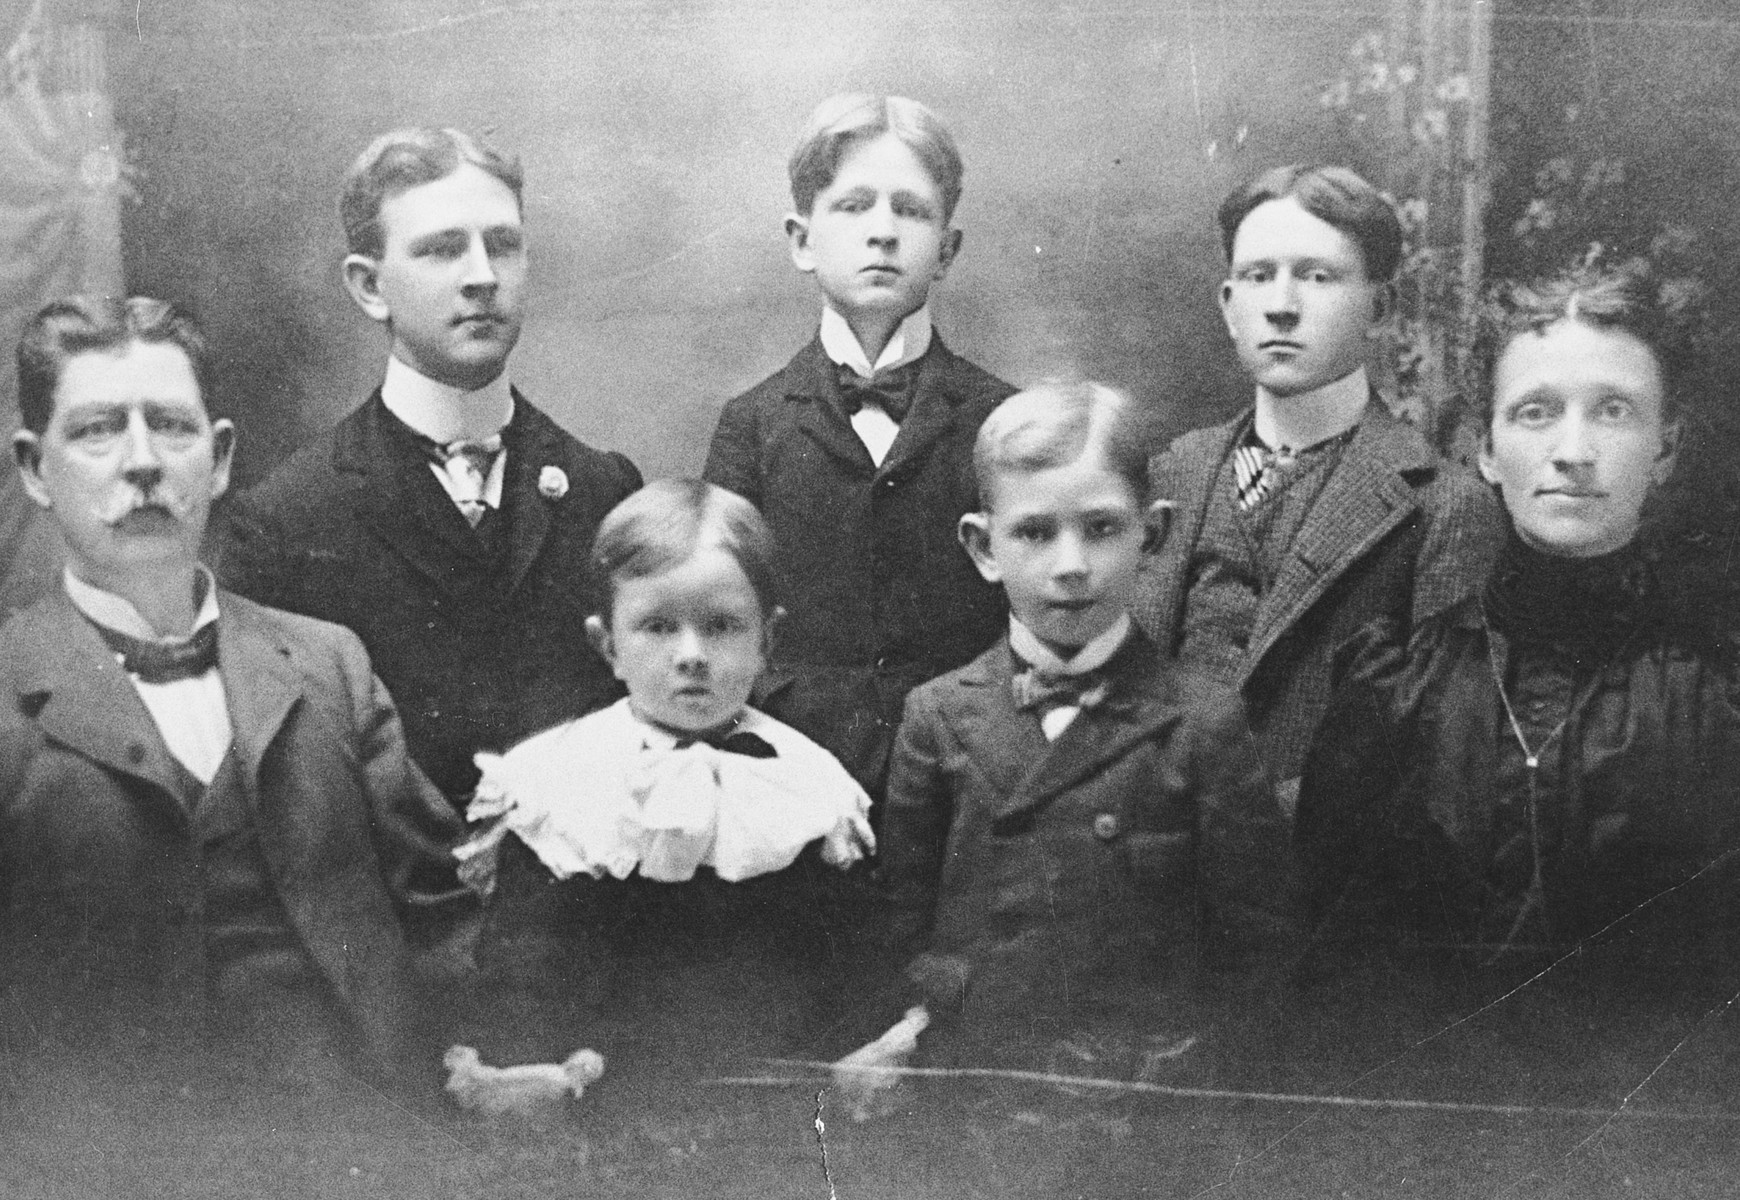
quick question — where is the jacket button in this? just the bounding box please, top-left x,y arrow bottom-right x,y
1093,813 -> 1120,841
127,743 -> 147,764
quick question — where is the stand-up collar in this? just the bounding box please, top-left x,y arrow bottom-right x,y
63,565 -> 220,642
1253,366 -> 1370,454
381,354 -> 515,443
819,304 -> 933,379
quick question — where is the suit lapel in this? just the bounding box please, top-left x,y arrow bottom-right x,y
335,397 -> 491,600
1242,401 -> 1428,679
17,592 -> 196,806
782,340 -> 875,475
502,392 -> 557,594
215,596 -> 301,786
876,342 -> 962,480
1142,419 -> 1241,651
937,643 -> 1048,805
990,634 -> 1181,822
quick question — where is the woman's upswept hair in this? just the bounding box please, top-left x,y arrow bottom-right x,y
1471,255 -> 1706,423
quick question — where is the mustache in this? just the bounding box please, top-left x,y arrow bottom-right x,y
99,488 -> 196,525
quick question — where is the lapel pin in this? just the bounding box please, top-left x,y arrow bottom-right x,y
538,466 -> 569,500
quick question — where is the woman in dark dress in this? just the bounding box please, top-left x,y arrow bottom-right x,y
1296,259 -> 1740,982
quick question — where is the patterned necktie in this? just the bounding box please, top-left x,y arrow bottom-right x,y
1233,440 -> 1288,511
835,361 -> 917,422
673,729 -> 779,759
92,620 -> 220,684
426,434 -> 504,527
1011,665 -> 1112,714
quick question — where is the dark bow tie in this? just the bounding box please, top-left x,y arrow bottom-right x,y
1011,665 -> 1112,713
92,620 -> 220,684
835,361 -> 917,422
673,729 -> 779,759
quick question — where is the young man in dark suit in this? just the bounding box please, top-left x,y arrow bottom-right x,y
220,128 -> 640,805
1133,164 -> 1502,807
703,94 -> 1015,801
1,296 -> 474,1085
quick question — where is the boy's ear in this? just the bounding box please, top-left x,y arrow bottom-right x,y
957,512 -> 1001,584
12,431 -> 50,511
759,605 -> 784,660
1366,279 -> 1397,335
1142,499 -> 1176,555
1217,277 -> 1238,339
784,214 -> 816,275
1654,419 -> 1682,487
584,615 -> 617,671
933,228 -> 964,280
342,254 -> 392,324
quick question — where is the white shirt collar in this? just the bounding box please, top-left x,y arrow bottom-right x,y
64,566 -> 220,642
819,304 -> 933,379
381,354 -> 515,444
1009,612 -> 1132,677
1252,365 -> 1370,454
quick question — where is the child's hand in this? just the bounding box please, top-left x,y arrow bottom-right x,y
820,809 -> 876,868
830,1005 -> 929,1121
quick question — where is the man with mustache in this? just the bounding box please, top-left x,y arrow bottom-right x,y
219,128 -> 640,805
1133,164 -> 1500,811
0,295 -> 476,1084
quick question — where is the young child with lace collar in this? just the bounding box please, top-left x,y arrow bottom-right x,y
458,479 -> 873,1066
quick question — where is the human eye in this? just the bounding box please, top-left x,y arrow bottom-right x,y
484,226 -> 524,258
1008,518 -> 1053,543
1504,395 -> 1557,427
1234,264 -> 1273,285
1085,513 -> 1130,540
65,409 -> 126,443
410,231 -> 467,260
1301,264 -> 1340,284
638,615 -> 677,635
144,407 -> 202,443
1595,394 -> 1638,423
892,192 -> 938,222
831,188 -> 874,214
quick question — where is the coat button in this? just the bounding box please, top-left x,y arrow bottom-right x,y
1092,813 -> 1120,841
127,742 -> 147,764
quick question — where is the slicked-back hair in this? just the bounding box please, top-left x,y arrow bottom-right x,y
590,478 -> 779,621
788,93 -> 964,222
1471,257 -> 1700,425
17,295 -> 209,434
339,127 -> 524,258
1218,164 -> 1403,283
973,382 -> 1150,511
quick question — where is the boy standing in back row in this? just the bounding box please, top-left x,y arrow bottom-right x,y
704,94 -> 1016,803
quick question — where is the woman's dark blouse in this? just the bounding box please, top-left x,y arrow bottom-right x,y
1297,535 -> 1740,959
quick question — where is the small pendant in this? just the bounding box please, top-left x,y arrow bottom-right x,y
1525,755 -> 1539,770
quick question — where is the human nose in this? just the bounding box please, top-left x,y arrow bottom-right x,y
1050,531 -> 1089,580
865,198 -> 898,248
1263,276 -> 1301,323
120,411 -> 165,487
672,626 -> 708,670
458,235 -> 499,291
1549,411 -> 1597,468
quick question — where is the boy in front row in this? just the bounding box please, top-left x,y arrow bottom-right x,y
845,384 -> 1293,1093
703,94 -> 1015,803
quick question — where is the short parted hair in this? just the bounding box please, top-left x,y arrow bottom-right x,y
1470,257 -> 1703,427
17,295 -> 209,435
973,382 -> 1150,510
1218,164 -> 1403,283
789,93 -> 964,222
339,127 -> 524,259
590,478 -> 779,621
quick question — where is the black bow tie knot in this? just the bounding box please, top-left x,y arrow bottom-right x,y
93,620 -> 220,684
673,728 -> 779,759
835,361 -> 917,422
1012,666 -> 1112,713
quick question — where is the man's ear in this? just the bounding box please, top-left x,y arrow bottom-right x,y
933,228 -> 964,281
958,512 -> 1001,584
1367,280 -> 1397,335
584,614 -> 618,673
209,418 -> 236,502
12,431 -> 50,511
342,254 -> 391,324
1217,277 -> 1238,339
785,214 -> 816,275
1654,420 -> 1682,487
1142,499 -> 1176,555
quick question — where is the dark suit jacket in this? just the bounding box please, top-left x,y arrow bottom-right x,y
1133,400 -> 1503,787
879,632 -> 1290,1032
0,588 -> 476,1077
217,392 -> 641,801
703,336 -> 1015,794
